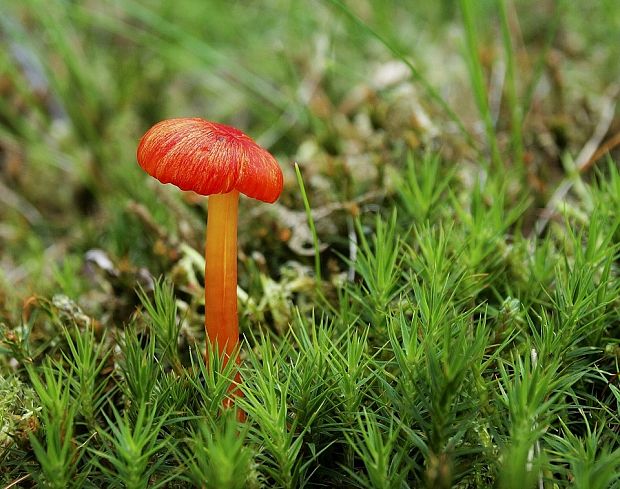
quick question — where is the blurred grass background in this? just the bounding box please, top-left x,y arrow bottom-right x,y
2,0 -> 620,486
0,0 -> 618,310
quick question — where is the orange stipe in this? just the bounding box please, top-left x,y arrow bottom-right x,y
205,191 -> 239,359
205,193 -> 246,419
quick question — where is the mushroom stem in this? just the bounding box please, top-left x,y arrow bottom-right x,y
205,190 -> 245,419
205,190 -> 240,361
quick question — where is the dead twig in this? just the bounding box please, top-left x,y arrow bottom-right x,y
533,86 -> 618,236
0,180 -> 42,225
581,130 -> 620,173
3,474 -> 30,489
252,190 -> 382,257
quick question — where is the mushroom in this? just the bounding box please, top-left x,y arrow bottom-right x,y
136,117 -> 283,407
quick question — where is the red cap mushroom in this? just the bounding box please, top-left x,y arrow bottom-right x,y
137,117 -> 283,410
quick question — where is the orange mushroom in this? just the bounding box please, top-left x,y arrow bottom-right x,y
137,118 -> 283,408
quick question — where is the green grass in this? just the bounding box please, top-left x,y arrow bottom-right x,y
1,0 -> 620,487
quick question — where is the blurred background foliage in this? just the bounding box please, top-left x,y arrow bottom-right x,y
1,0 -> 618,317
0,0 -> 618,365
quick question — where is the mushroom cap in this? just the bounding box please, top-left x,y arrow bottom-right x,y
137,118 -> 283,203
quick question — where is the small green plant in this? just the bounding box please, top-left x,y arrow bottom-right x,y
181,414 -> 254,489
344,409 -> 409,489
27,362 -> 84,488
61,326 -> 109,428
137,279 -> 183,374
89,402 -> 173,489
